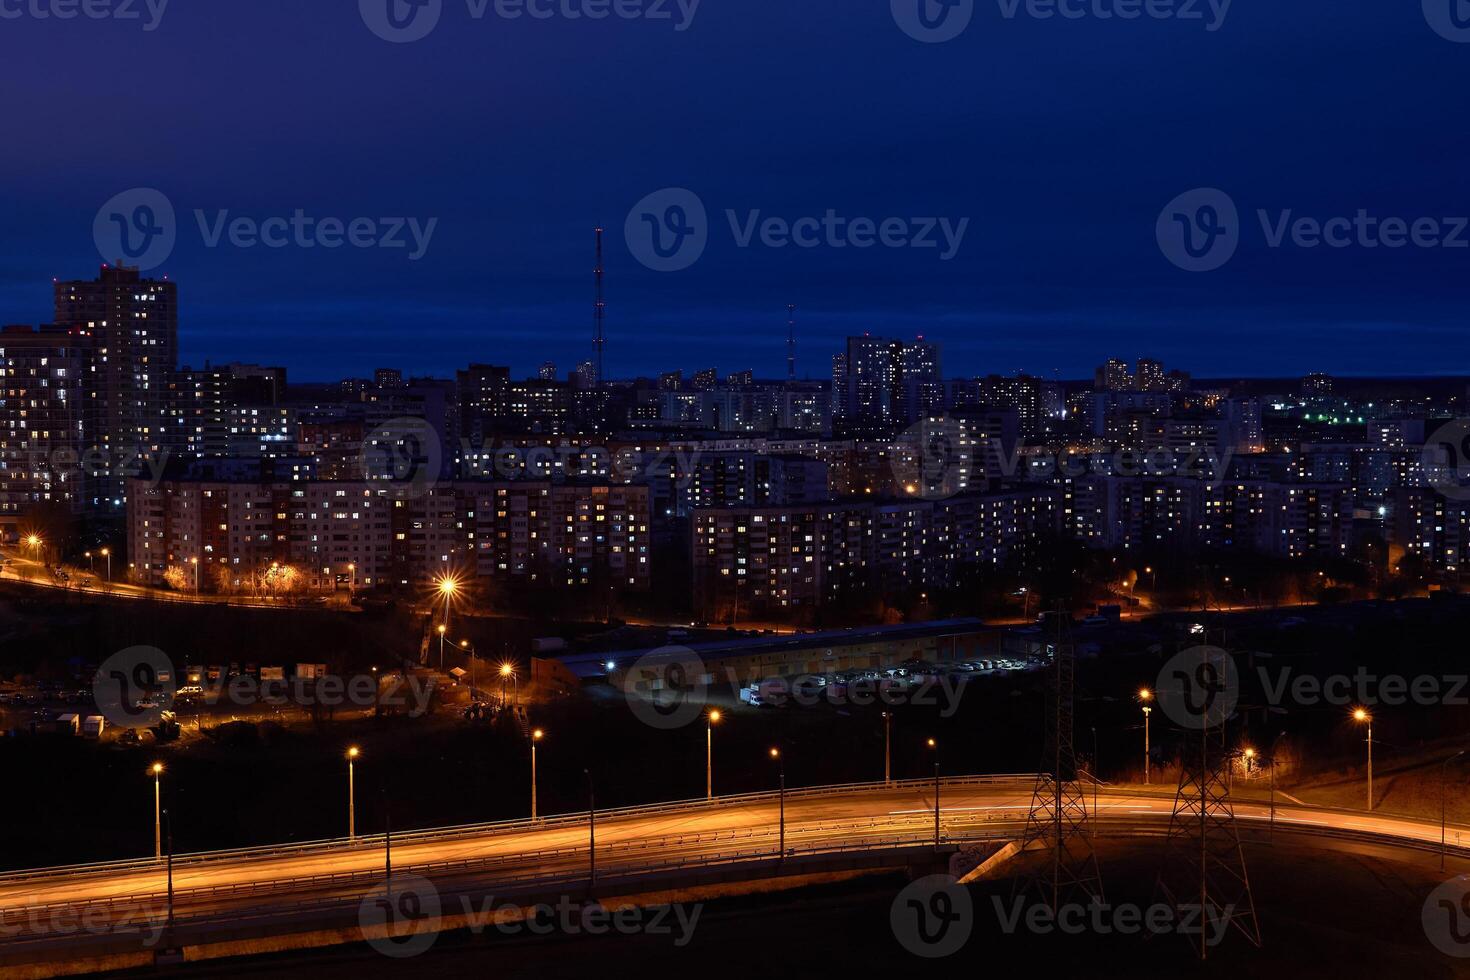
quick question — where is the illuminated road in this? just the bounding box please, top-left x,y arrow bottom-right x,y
1,776 -> 1465,951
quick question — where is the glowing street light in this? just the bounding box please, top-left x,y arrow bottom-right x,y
100,547 -> 111,583
499,662 -> 519,707
435,576 -> 459,670
928,738 -> 940,851
150,763 -> 164,860
531,729 -> 544,819
881,710 -> 893,785
770,748 -> 785,859
706,709 -> 721,800
1139,688 -> 1154,784
347,747 -> 360,840
1352,709 -> 1373,810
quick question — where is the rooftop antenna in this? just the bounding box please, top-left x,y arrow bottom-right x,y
594,227 -> 606,386
786,304 -> 797,384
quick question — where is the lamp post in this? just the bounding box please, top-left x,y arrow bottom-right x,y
85,551 -> 94,574
190,557 -> 199,592
499,662 -> 518,708
162,807 -> 174,931
1353,708 -> 1373,811
1138,688 -> 1153,785
347,562 -> 357,592
585,769 -> 596,888
1443,749 -> 1466,871
347,747 -> 360,840
706,709 -> 721,800
531,729 -> 544,819
882,711 -> 892,785
100,546 -> 111,583
436,577 -> 457,671
770,748 -> 785,860
460,640 -> 475,694
928,738 -> 940,851
150,763 -> 164,860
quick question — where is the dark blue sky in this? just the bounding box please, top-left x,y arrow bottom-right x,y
2,0 -> 1467,381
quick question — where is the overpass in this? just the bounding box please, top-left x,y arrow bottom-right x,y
1,775 -> 1463,975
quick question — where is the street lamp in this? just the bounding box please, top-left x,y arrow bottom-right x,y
531,729 -> 544,819
347,747 -> 360,840
706,709 -> 721,800
436,576 -> 458,670
190,556 -> 199,592
771,747 -> 786,857
1139,688 -> 1153,785
499,662 -> 518,707
150,763 -> 164,860
347,562 -> 357,592
882,711 -> 893,785
1444,750 -> 1467,871
928,738 -> 940,851
1353,708 -> 1373,810
100,547 -> 111,583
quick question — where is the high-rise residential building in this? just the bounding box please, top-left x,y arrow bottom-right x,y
455,364 -> 511,445
690,368 -> 718,391
53,264 -> 178,509
375,368 -> 405,389
1095,358 -> 1133,391
658,370 -> 683,391
1301,373 -> 1335,396
1135,358 -> 1167,392
573,361 -> 598,390
538,361 -> 559,381
0,324 -> 89,535
831,335 -> 942,437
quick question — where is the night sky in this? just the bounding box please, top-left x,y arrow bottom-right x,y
2,0 -> 1467,380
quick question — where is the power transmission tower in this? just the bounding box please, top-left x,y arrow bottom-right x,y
1015,613 -> 1105,912
1153,640 -> 1262,960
